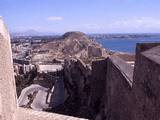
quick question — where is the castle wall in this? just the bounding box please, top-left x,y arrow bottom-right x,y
0,18 -> 17,120
62,56 -> 135,120
89,59 -> 108,118
132,45 -> 160,120
104,56 -> 134,120
135,43 -> 160,54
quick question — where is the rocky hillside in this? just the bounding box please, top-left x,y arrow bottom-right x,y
31,31 -> 108,63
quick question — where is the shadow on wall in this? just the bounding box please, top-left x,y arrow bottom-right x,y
56,42 -> 160,120
103,43 -> 160,120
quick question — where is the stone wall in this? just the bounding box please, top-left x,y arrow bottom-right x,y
61,56 -> 135,120
132,45 -> 160,120
59,58 -> 109,119
136,43 -> 160,54
59,43 -> 160,120
53,58 -> 92,118
89,59 -> 108,119
0,17 -> 17,120
103,56 -> 134,120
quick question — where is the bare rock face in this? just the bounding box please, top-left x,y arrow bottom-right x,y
88,45 -> 103,58
62,31 -> 87,39
52,57 -> 109,120
0,17 -> 17,120
52,58 -> 92,118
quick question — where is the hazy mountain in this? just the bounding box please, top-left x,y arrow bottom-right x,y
10,29 -> 59,37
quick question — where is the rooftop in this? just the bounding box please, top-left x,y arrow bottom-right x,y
37,64 -> 63,73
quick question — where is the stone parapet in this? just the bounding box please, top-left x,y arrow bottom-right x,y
133,44 -> 160,120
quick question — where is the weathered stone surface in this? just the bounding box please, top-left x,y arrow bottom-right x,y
89,59 -> 108,119
54,58 -> 92,118
0,17 -> 17,120
57,55 -> 135,120
136,43 -> 160,54
32,31 -> 108,63
104,56 -> 134,120
88,45 -> 103,58
132,45 -> 160,120
18,84 -> 48,109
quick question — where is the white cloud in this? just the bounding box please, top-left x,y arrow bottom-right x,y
46,16 -> 63,21
112,17 -> 160,29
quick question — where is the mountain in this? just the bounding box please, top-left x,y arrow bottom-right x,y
10,29 -> 58,37
31,31 -> 108,63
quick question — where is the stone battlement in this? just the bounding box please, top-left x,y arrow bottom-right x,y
62,42 -> 160,120
101,43 -> 160,120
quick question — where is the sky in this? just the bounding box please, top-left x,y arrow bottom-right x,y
1,0 -> 160,33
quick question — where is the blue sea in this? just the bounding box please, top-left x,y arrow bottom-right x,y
95,37 -> 160,53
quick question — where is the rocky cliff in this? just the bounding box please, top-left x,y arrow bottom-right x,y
32,31 -> 108,63
50,57 -> 108,119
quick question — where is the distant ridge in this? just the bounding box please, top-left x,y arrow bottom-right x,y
10,29 -> 59,37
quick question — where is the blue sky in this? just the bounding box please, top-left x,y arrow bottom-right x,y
1,0 -> 160,33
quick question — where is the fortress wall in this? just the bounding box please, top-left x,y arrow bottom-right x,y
104,56 -> 134,120
0,18 -> 17,120
132,45 -> 160,120
134,43 -> 160,74
60,58 -> 91,118
89,59 -> 108,116
135,43 -> 160,54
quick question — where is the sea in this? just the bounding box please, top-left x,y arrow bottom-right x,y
95,37 -> 160,53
